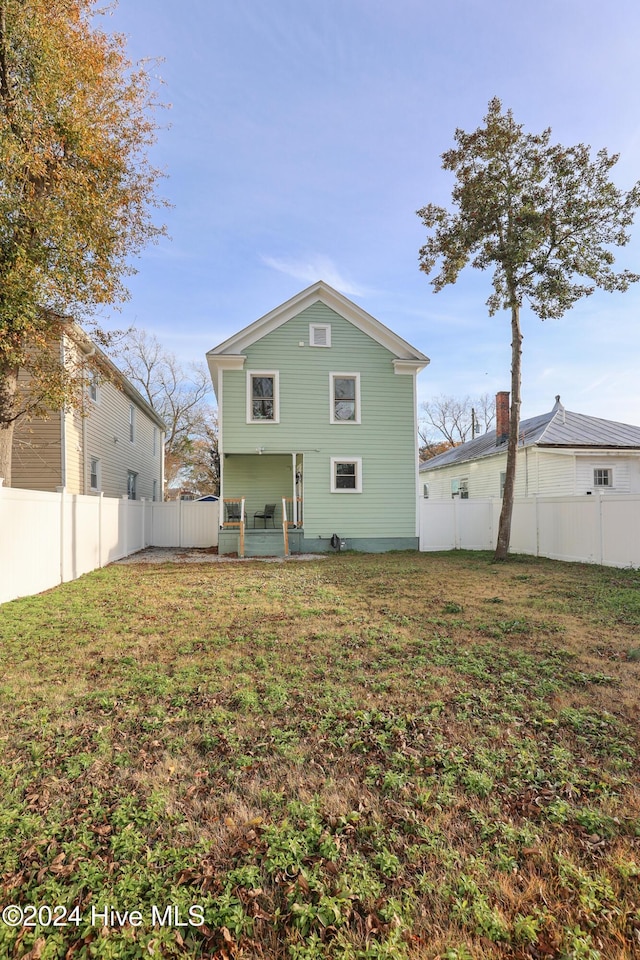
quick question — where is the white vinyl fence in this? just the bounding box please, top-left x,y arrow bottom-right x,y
0,485 -> 219,605
420,494 -> 640,569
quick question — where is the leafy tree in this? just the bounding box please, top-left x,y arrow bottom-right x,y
0,0 -> 165,484
114,329 -> 218,495
419,392 -> 495,454
417,98 -> 640,560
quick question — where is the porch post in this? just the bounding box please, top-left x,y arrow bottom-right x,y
291,453 -> 297,526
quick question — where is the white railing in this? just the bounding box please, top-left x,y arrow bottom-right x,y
420,494 -> 640,568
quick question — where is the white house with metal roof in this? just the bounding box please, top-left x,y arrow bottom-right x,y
419,393 -> 640,501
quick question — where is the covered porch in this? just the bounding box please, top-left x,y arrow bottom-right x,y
219,452 -> 303,557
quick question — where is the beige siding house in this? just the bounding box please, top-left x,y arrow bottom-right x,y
12,330 -> 166,500
420,394 -> 640,500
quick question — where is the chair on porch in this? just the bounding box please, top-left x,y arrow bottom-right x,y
253,503 -> 276,528
225,501 -> 242,523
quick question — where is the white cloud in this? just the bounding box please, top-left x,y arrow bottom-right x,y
261,254 -> 368,297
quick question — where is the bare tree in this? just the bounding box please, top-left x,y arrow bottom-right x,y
419,393 -> 495,456
114,329 -> 218,493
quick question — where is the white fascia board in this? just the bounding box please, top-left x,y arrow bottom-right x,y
567,448 -> 640,457
393,359 -> 429,375
206,281 -> 430,363
206,354 -> 246,402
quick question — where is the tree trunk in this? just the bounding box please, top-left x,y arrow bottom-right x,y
494,301 -> 522,561
0,364 -> 19,486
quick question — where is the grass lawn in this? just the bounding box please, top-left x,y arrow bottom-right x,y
0,551 -> 639,960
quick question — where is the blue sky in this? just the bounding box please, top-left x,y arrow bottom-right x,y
100,0 -> 640,426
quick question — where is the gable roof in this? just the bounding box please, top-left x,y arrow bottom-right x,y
207,281 -> 429,380
70,325 -> 167,432
420,397 -> 640,473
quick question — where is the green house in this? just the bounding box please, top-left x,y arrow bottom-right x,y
207,282 -> 429,556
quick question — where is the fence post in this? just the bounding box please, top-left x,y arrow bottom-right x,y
453,497 -> 459,550
57,486 -> 66,585
121,495 -> 129,558
597,492 -> 604,566
98,492 -> 104,567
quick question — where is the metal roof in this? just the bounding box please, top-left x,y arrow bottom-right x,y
419,398 -> 640,473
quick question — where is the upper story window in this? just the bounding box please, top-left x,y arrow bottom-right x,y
153,427 -> 158,456
88,374 -> 99,403
310,323 -> 331,347
330,373 -> 360,424
129,404 -> 135,442
594,468 -> 612,487
247,371 -> 279,423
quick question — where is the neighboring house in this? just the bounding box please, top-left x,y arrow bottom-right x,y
420,392 -> 640,499
12,328 -> 166,500
207,281 -> 429,555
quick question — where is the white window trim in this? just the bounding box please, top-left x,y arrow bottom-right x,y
329,372 -> 361,424
451,477 -> 469,499
310,323 -> 331,348
246,371 -> 280,424
593,467 -> 613,488
88,374 -> 100,404
127,469 -> 138,500
90,457 -> 101,492
330,456 -> 362,493
129,404 -> 135,443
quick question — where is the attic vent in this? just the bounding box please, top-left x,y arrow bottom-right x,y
310,323 -> 331,347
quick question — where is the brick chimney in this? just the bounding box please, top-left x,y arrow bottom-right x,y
496,391 -> 509,445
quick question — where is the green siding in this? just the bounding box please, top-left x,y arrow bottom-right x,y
223,454 -> 292,527
221,302 -> 418,539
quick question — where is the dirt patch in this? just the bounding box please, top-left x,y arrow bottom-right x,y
114,546 -> 327,564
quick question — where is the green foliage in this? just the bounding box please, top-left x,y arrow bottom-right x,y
417,98 -> 640,559
418,97 -> 640,319
0,553 -> 639,957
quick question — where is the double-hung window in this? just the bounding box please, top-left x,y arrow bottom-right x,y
247,372 -> 279,423
127,470 -> 137,500
90,457 -> 100,491
331,457 -> 362,493
330,373 -> 360,424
